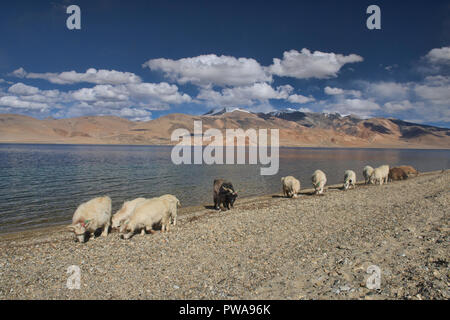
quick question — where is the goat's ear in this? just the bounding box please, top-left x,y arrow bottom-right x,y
66,224 -> 75,232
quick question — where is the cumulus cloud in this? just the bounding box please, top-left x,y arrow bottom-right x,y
0,96 -> 49,111
11,68 -> 142,85
196,83 -> 293,107
364,81 -> 410,100
287,94 -> 315,104
424,47 -> 450,65
324,86 -> 344,95
10,67 -> 27,78
350,76 -> 450,124
324,86 -> 361,97
414,75 -> 450,106
118,108 -> 152,121
383,100 -> 414,113
1,80 -> 191,121
268,49 -> 363,79
71,85 -> 129,102
69,82 -> 191,110
143,54 -> 271,87
322,98 -> 380,118
8,83 -> 40,95
126,82 -> 191,105
1,83 -> 65,109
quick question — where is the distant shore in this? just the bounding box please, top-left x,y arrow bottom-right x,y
0,170 -> 448,299
1,141 -> 449,150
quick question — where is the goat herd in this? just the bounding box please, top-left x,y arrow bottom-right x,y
67,165 -> 418,243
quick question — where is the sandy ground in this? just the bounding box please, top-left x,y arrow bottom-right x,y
0,170 -> 448,300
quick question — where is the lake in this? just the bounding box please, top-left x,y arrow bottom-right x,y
0,144 -> 448,233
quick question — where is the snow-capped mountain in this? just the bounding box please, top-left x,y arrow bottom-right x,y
203,107 -> 252,116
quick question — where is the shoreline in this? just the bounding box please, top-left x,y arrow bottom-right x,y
0,170 -> 444,240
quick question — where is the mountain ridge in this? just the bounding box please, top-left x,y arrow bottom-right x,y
0,111 -> 448,149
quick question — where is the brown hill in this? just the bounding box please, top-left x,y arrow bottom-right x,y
0,111 -> 448,149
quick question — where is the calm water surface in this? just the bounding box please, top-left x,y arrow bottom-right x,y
0,144 -> 448,233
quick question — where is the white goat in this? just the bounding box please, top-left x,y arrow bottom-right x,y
281,176 -> 301,198
343,170 -> 356,190
370,167 -> 386,185
312,170 -> 327,194
119,197 -> 171,239
158,194 -> 181,225
363,166 -> 374,184
111,197 -> 146,229
378,165 -> 390,184
67,196 -> 112,243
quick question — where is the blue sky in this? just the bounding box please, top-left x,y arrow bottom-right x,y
0,0 -> 449,127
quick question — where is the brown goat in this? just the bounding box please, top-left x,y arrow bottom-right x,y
388,167 -> 409,181
395,165 -> 419,177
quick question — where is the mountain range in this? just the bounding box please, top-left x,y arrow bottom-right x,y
0,109 -> 449,148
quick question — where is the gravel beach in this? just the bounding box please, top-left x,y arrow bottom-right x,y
0,170 -> 448,300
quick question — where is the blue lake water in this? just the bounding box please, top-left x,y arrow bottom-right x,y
0,144 -> 448,233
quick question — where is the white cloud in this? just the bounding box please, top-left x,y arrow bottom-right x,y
269,49 -> 363,79
10,67 -> 27,78
71,85 -> 129,102
3,83 -> 65,109
365,82 -> 410,100
126,82 -> 191,104
383,100 -> 414,113
69,82 -> 191,110
144,49 -> 364,87
424,47 -> 450,65
324,86 -> 361,97
358,76 -> 450,124
287,94 -> 315,104
143,54 -> 271,87
1,80 -> 191,119
197,83 -> 292,107
118,108 -> 152,121
0,96 -> 49,111
384,64 -> 398,71
324,86 -> 344,95
323,98 -> 380,118
414,75 -> 450,105
11,68 -> 142,85
8,83 -> 40,95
